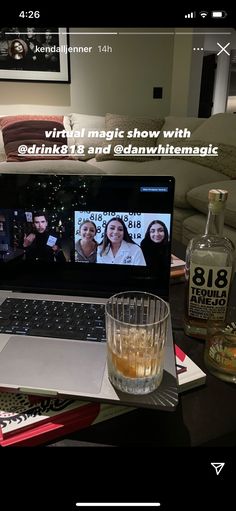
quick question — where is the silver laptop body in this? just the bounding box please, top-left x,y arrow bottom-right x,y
0,174 -> 178,410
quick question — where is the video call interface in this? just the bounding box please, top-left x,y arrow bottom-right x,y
0,173 -> 174,296
0,207 -> 171,268
0,6 -> 234,508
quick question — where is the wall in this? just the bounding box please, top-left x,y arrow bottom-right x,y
227,96 -> 236,113
69,29 -> 174,116
0,28 -> 174,117
187,33 -> 204,116
170,29 -> 194,116
170,28 -> 236,117
204,29 -> 236,115
1,27 -> 230,118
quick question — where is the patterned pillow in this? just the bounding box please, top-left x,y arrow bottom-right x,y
95,113 -> 164,162
0,115 -> 73,162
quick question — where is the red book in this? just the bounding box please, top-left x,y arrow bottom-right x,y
175,344 -> 206,391
0,394 -> 132,446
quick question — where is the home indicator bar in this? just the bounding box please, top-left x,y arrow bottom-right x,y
76,504 -> 161,508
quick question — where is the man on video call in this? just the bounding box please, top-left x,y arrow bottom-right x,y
23,211 -> 66,263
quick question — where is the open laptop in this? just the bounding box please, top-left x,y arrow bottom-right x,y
0,173 -> 178,410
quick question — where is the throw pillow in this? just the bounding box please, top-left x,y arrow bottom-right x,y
187,179 -> 235,229
157,116 -> 205,145
169,113 -> 236,179
69,113 -> 105,161
0,130 -> 5,162
0,115 -> 64,130
0,115 -> 73,162
189,113 -> 236,147
95,113 -> 164,162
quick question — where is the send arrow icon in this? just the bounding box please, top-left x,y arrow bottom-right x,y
211,462 -> 225,475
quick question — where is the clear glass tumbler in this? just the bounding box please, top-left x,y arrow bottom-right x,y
105,291 -> 170,395
204,305 -> 236,383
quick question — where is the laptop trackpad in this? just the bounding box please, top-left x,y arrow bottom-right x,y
0,336 -> 107,395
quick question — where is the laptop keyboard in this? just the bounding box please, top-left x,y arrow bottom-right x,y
0,298 -> 106,342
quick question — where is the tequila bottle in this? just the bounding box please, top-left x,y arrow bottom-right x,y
184,189 -> 235,339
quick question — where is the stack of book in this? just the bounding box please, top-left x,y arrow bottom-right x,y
170,254 -> 185,280
0,345 -> 206,446
174,344 -> 206,391
171,254 -> 185,279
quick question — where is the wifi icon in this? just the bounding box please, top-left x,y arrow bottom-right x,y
200,11 -> 208,18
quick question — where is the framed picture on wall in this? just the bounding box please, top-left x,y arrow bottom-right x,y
0,27 -> 70,83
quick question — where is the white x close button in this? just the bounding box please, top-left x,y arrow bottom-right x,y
217,42 -> 230,56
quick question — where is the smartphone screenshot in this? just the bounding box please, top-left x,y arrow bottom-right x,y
0,6 -> 234,510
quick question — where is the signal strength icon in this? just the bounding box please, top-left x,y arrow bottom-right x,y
185,12 -> 196,18
200,11 -> 208,18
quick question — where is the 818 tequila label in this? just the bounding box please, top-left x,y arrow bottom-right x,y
188,263 -> 232,320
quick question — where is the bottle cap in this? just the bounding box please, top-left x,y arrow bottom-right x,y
208,189 -> 228,202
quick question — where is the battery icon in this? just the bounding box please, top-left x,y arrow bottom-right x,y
211,11 -> 227,18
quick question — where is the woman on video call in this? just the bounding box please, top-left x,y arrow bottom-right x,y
140,219 -> 170,272
75,220 -> 98,263
97,217 -> 146,265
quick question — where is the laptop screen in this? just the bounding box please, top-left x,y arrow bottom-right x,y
0,174 -> 175,298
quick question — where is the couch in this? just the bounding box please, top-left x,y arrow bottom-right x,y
0,112 -> 236,250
